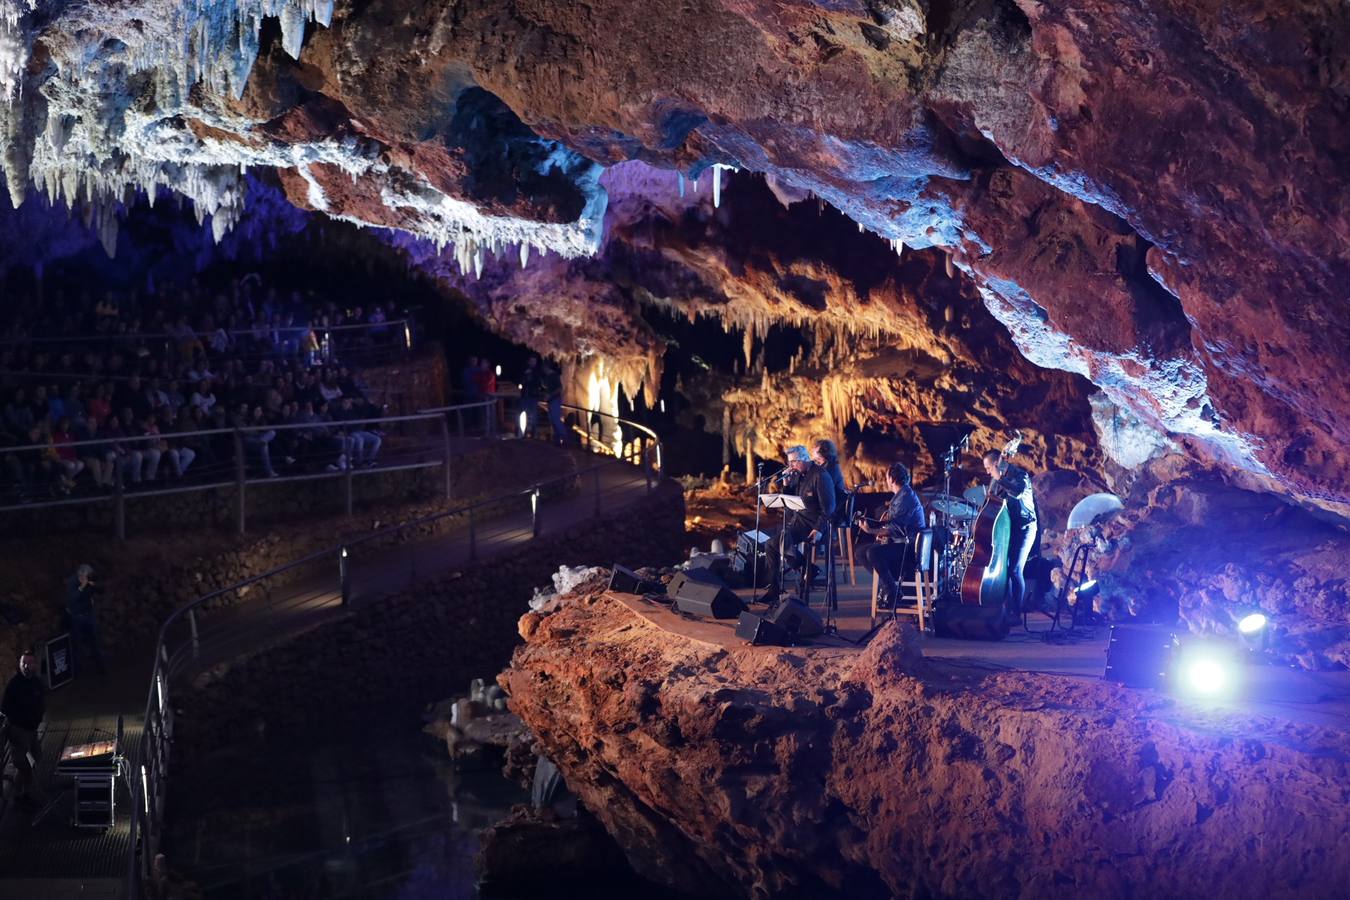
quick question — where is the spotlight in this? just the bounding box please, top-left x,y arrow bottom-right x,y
1074,578 -> 1100,606
1174,644 -> 1239,700
1237,612 -> 1268,635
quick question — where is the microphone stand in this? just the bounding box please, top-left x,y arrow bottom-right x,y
751,461 -> 768,599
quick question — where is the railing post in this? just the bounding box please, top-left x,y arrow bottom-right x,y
344,460 -> 354,517
468,506 -> 478,561
593,467 -> 602,518
440,415 -> 453,501
233,428 -> 246,535
114,461 -> 126,541
339,546 -> 350,606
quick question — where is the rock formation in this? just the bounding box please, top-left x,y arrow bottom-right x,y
503,587 -> 1350,900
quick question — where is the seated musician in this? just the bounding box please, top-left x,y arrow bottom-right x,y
860,462 -> 925,608
810,438 -> 848,516
982,449 -> 1038,616
759,445 -> 836,606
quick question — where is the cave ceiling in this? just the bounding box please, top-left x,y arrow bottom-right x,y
2,0 -> 1348,515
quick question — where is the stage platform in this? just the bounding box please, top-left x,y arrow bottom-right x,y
610,575 -> 1350,732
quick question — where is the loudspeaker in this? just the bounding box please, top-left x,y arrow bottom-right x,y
609,564 -> 664,595
670,568 -> 744,619
932,604 -> 1011,641
1103,624 -> 1178,688
765,598 -> 824,638
735,611 -> 787,646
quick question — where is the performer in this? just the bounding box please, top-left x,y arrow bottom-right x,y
860,463 -> 925,608
759,445 -> 836,606
982,449 -> 1038,615
810,438 -> 848,514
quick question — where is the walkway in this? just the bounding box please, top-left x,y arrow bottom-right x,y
0,442 -> 658,899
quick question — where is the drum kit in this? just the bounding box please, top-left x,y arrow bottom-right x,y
914,422 -> 985,600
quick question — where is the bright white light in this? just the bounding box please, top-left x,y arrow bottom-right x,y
531,489 -> 539,515
156,672 -> 164,714
340,546 -> 348,559
1182,657 -> 1229,696
518,410 -> 528,436
141,765 -> 150,815
659,399 -> 666,413
1237,612 -> 1267,634
495,365 -> 502,376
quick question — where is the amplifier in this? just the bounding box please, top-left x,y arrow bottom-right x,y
669,569 -> 744,619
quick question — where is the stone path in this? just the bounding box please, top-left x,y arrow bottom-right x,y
0,443 -> 657,897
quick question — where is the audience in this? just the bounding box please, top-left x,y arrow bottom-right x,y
0,274 -> 410,502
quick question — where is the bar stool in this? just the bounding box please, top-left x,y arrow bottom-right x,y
870,529 -> 936,630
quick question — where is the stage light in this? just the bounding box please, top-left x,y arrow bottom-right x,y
1237,612 -> 1267,634
1074,578 -> 1099,606
518,410 -> 528,436
1175,644 -> 1239,699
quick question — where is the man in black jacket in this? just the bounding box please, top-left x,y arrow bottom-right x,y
2,650 -> 46,806
759,445 -> 836,606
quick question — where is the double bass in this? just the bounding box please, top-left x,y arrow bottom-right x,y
959,432 -> 1022,606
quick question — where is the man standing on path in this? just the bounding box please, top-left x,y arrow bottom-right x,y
1,651 -> 46,808
65,563 -> 108,675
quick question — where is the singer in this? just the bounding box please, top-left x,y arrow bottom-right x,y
758,445 -> 836,607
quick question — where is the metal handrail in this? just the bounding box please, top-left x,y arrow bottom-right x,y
125,403 -> 664,897
0,318 -> 413,346
0,402 -> 498,525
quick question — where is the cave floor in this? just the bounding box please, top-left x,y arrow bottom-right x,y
614,586 -> 1350,733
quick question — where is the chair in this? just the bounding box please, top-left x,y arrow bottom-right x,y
832,489 -> 858,585
870,529 -> 935,631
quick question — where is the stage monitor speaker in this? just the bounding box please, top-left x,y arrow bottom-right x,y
932,604 -> 1010,641
609,564 -> 664,596
735,611 -> 787,646
765,598 -> 824,638
1102,624 -> 1178,688
670,568 -> 744,619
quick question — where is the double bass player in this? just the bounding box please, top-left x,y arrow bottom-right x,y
982,449 -> 1038,617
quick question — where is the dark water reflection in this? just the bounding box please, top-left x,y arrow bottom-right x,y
168,721 -> 531,899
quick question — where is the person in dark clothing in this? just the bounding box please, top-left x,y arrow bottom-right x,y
983,450 -> 1038,616
860,462 -> 926,608
810,438 -> 848,520
65,563 -> 107,675
1,650 -> 46,806
759,445 -> 837,605
542,362 -> 567,446
519,356 -> 542,436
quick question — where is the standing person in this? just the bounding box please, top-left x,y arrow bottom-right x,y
1,650 -> 46,807
542,361 -> 567,446
65,563 -> 107,675
982,449 -> 1038,616
461,356 -> 481,402
859,463 -> 926,608
758,445 -> 837,607
519,356 -> 541,436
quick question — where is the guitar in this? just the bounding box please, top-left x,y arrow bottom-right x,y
958,431 -> 1022,607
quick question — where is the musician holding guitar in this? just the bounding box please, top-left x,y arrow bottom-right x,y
982,443 -> 1038,617
859,462 -> 925,609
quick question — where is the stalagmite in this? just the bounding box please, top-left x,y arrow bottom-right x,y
945,253 -> 955,278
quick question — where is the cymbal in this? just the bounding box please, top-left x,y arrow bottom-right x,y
922,492 -> 978,519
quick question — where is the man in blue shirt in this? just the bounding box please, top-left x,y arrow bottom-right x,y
861,462 -> 925,608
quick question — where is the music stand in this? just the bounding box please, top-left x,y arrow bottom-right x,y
759,493 -> 804,603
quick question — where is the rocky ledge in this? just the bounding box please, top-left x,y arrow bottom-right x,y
502,588 -> 1350,900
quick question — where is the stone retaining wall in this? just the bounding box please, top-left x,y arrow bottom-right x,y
172,480 -> 685,759
0,441 -> 582,666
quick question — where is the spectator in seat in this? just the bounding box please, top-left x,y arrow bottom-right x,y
158,406 -> 196,477
77,416 -> 117,488
335,396 -> 381,467
190,379 -> 217,414
234,404 -> 279,478
137,412 -> 167,481
49,418 -> 86,488
86,383 -> 112,425
103,414 -> 146,484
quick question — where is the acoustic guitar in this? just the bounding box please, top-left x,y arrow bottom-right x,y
959,432 -> 1022,607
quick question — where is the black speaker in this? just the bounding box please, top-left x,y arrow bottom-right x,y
932,604 -> 1010,641
670,568 -> 744,619
1103,624 -> 1178,688
735,611 -> 787,645
609,564 -> 664,595
765,598 -> 824,638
